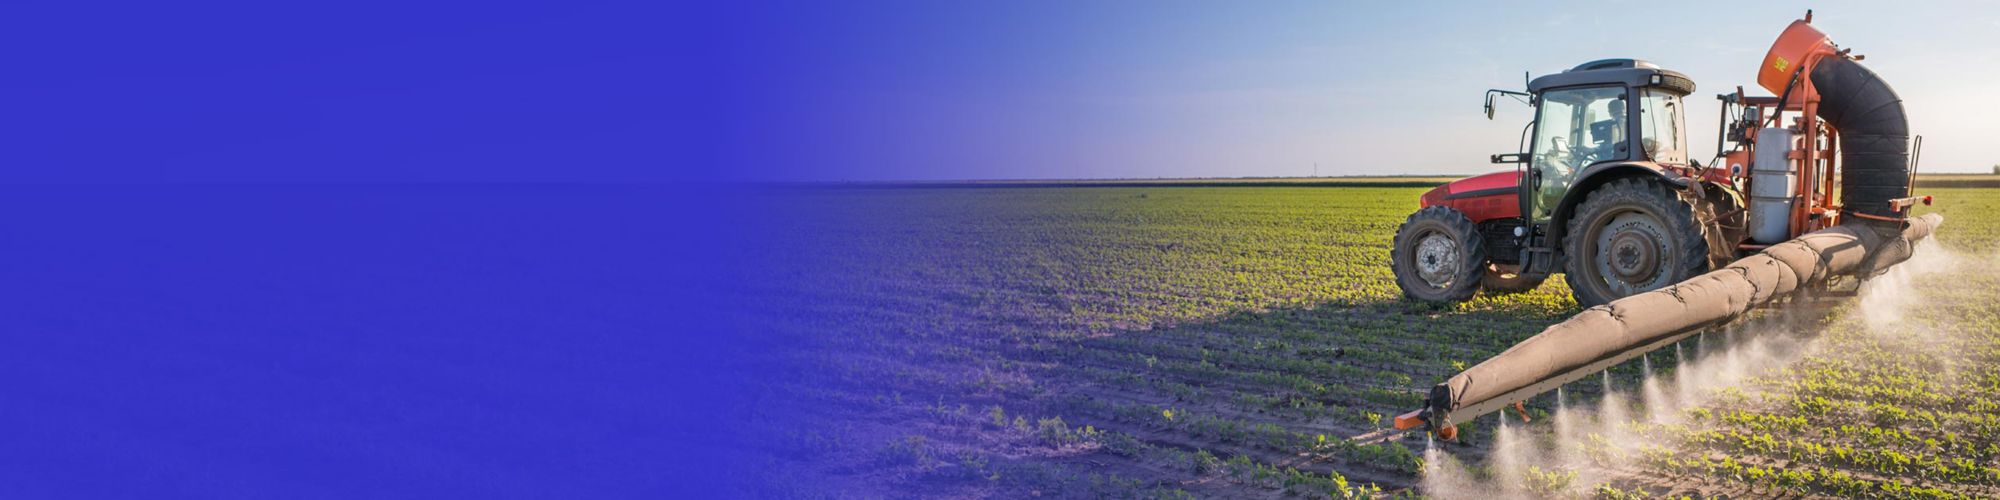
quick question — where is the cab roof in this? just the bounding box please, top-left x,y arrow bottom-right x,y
1528,59 -> 1694,95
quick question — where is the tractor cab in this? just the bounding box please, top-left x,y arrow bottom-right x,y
1516,59 -> 1695,225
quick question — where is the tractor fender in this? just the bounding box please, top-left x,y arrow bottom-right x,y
1545,161 -> 1691,247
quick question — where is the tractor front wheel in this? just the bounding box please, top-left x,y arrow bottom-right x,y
1563,177 -> 1710,307
1392,206 -> 1486,303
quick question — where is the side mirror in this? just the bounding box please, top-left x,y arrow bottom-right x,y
1491,153 -> 1529,164
1483,89 -> 1532,121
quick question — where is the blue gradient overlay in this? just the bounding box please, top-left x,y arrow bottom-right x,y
1,184 -> 774,497
7,1 -> 1990,498
3,1 -> 770,496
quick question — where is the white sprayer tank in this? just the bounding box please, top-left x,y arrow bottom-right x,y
1748,127 -> 1797,244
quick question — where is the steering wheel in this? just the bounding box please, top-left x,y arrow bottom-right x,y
1574,144 -> 1602,166
1542,137 -> 1575,177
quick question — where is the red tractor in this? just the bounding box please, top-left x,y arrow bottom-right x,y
1391,13 -> 1926,306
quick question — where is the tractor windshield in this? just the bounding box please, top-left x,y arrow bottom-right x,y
1529,86 -> 1627,221
1638,89 -> 1687,164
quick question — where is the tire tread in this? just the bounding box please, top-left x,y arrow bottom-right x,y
1561,177 -> 1710,307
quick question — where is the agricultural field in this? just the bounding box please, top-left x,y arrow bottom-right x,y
723,181 -> 1999,498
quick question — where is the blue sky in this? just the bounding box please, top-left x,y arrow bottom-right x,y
6,1 -> 1994,182
719,1 -> 2000,181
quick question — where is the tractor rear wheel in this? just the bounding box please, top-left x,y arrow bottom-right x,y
1392,206 -> 1486,303
1563,177 -> 1710,307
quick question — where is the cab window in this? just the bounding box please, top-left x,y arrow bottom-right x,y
1638,90 -> 1687,164
1529,87 -> 1627,221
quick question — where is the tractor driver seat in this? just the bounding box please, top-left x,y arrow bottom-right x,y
1585,119 -> 1620,163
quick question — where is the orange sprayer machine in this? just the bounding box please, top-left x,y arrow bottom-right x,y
1386,11 -> 1939,442
1387,11 -> 1930,310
